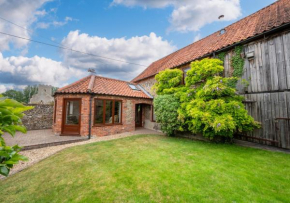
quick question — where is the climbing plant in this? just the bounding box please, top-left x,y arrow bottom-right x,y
229,46 -> 245,87
217,52 -> 226,62
153,58 -> 260,140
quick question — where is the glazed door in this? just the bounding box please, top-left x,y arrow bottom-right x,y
135,104 -> 142,127
62,99 -> 81,135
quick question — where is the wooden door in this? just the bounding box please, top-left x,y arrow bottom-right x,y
135,104 -> 142,127
62,98 -> 81,135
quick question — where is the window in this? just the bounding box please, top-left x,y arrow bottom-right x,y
105,100 -> 113,124
151,105 -> 156,122
95,100 -> 104,124
94,99 -> 122,125
65,100 -> 80,125
128,84 -> 139,90
183,67 -> 190,84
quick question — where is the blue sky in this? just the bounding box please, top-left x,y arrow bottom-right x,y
0,0 -> 275,92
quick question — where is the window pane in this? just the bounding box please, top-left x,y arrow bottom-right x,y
105,100 -> 113,124
95,100 -> 104,124
65,100 -> 80,125
114,101 -> 121,123
183,67 -> 190,84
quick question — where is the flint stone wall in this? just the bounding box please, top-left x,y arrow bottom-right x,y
22,104 -> 54,130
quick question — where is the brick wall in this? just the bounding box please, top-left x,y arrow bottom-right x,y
53,94 -> 153,137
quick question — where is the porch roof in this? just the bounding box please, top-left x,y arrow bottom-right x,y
56,75 -> 152,99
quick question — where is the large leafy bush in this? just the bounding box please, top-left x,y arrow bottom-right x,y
153,69 -> 183,95
0,96 -> 33,176
153,58 -> 260,139
153,95 -> 182,136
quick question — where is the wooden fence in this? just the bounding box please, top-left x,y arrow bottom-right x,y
223,30 -> 290,149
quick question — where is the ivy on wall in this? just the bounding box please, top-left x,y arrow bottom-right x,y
216,46 -> 245,88
231,46 -> 245,78
217,52 -> 226,62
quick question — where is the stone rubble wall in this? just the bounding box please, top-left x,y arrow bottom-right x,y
22,104 -> 54,130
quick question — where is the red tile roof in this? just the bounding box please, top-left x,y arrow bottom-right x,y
57,75 -> 152,99
132,0 -> 290,82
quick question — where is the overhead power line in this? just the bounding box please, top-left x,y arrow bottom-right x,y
0,16 -> 148,67
0,31 -> 148,67
0,15 -> 61,46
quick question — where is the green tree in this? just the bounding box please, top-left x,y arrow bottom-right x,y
23,85 -> 38,104
3,90 -> 24,103
0,95 -> 33,176
153,58 -> 260,139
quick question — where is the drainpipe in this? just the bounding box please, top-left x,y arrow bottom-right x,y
88,94 -> 93,139
87,75 -> 96,139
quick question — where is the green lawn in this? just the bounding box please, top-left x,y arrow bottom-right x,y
1,135 -> 290,203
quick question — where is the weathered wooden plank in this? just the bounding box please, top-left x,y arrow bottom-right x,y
250,94 -> 260,141
278,92 -> 288,148
264,40 -> 272,91
254,43 -> 262,92
260,41 -> 268,92
245,44 -> 256,93
268,38 -> 279,91
274,36 -> 287,90
285,92 -> 290,149
259,93 -> 267,145
282,32 -> 290,89
271,93 -> 280,146
264,93 -> 273,144
256,93 -> 263,140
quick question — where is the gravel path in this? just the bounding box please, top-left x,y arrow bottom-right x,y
2,129 -> 163,179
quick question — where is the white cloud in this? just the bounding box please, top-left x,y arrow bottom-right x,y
0,53 -> 85,88
0,0 -> 51,51
61,31 -> 176,80
0,84 -> 24,93
37,16 -> 76,29
193,33 -> 201,42
112,0 -> 241,32
0,85 -> 8,93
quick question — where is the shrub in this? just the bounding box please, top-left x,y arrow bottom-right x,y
153,69 -> 183,95
153,58 -> 260,140
0,96 -> 33,176
153,95 -> 182,136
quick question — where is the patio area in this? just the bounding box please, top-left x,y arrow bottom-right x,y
3,128 -> 164,150
3,129 -> 87,150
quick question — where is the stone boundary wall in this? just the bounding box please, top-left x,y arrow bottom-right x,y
22,104 -> 54,130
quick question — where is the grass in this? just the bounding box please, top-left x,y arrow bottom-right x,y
1,135 -> 290,203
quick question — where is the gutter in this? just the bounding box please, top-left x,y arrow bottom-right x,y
133,22 -> 290,83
